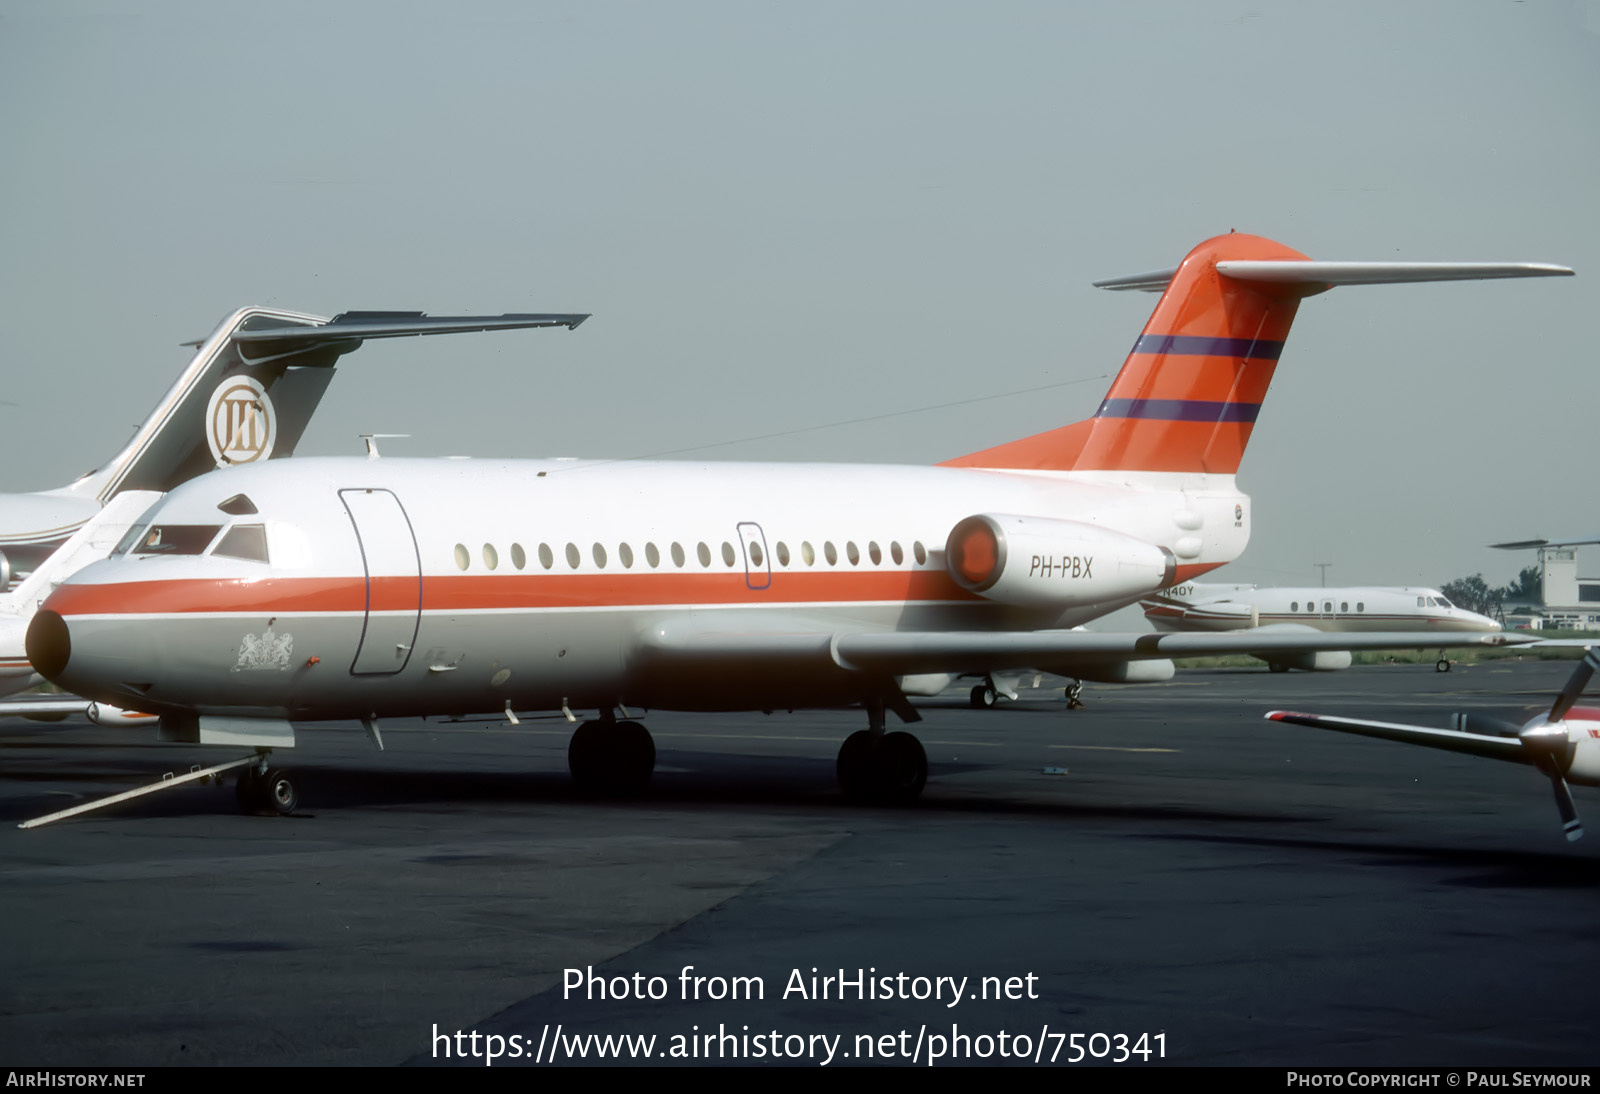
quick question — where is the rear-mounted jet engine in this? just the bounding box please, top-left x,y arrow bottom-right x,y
945,513 -> 1177,609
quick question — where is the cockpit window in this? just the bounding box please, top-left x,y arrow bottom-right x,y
1435,596 -> 1453,609
217,494 -> 259,516
113,522 -> 151,557
133,525 -> 223,556
212,524 -> 270,563
112,502 -> 165,557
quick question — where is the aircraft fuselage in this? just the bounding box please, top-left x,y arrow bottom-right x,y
33,457 -> 1244,721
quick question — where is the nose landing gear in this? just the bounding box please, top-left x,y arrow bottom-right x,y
236,762 -> 299,815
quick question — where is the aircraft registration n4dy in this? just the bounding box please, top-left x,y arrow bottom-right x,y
23,233 -> 1573,816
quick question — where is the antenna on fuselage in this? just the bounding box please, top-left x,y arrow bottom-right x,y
359,434 -> 411,459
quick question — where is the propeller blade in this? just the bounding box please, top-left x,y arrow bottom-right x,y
1449,712 -> 1525,737
1549,648 -> 1598,723
1549,772 -> 1583,842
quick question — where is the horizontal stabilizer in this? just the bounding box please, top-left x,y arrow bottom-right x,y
1091,267 -> 1180,292
233,312 -> 588,359
1097,260 -> 1573,293
1217,260 -> 1574,286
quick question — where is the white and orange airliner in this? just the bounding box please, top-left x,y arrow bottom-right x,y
24,234 -> 1571,813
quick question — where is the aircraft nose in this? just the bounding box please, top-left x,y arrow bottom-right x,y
25,610 -> 71,680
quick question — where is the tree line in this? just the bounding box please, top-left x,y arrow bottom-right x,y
1439,566 -> 1540,616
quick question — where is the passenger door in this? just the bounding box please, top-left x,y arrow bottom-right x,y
340,488 -> 422,675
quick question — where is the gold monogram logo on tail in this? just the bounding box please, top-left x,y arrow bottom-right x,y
206,377 -> 277,466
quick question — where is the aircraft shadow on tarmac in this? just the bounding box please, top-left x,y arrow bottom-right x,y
1,741 -> 1356,832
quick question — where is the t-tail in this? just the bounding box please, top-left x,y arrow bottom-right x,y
942,232 -> 1572,474
57,308 -> 589,504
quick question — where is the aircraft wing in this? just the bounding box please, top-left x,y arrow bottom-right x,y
1264,711 -> 1530,764
0,697 -> 91,719
833,629 -> 1530,675
638,617 -> 1532,676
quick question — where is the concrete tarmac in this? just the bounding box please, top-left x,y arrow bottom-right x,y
0,659 -> 1596,1067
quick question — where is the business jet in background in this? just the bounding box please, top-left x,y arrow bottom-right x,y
24,233 -> 1567,820
0,308 -> 586,718
1268,649 -> 1598,842
1140,582 -> 1501,673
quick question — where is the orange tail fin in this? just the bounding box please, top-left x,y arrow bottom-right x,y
944,233 -> 1309,474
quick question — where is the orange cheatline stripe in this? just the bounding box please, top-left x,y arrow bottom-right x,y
45,577 -> 366,617
46,569 -> 988,617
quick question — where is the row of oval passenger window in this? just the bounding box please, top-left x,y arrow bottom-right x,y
452,538 -> 931,572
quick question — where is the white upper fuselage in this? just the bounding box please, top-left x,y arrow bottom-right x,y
40,457 -> 1246,720
1144,582 -> 1500,634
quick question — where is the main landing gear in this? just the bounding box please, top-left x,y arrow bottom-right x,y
568,712 -> 656,795
836,700 -> 928,805
1436,653 -> 1452,673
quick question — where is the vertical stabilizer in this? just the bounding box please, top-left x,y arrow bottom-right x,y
943,235 -> 1569,475
944,233 -> 1309,474
63,307 -> 336,503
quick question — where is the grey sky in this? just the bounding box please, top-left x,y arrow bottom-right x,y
2,0 -> 1595,591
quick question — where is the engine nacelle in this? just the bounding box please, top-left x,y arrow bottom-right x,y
87,703 -> 160,727
946,513 -> 1177,609
0,548 -> 10,590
